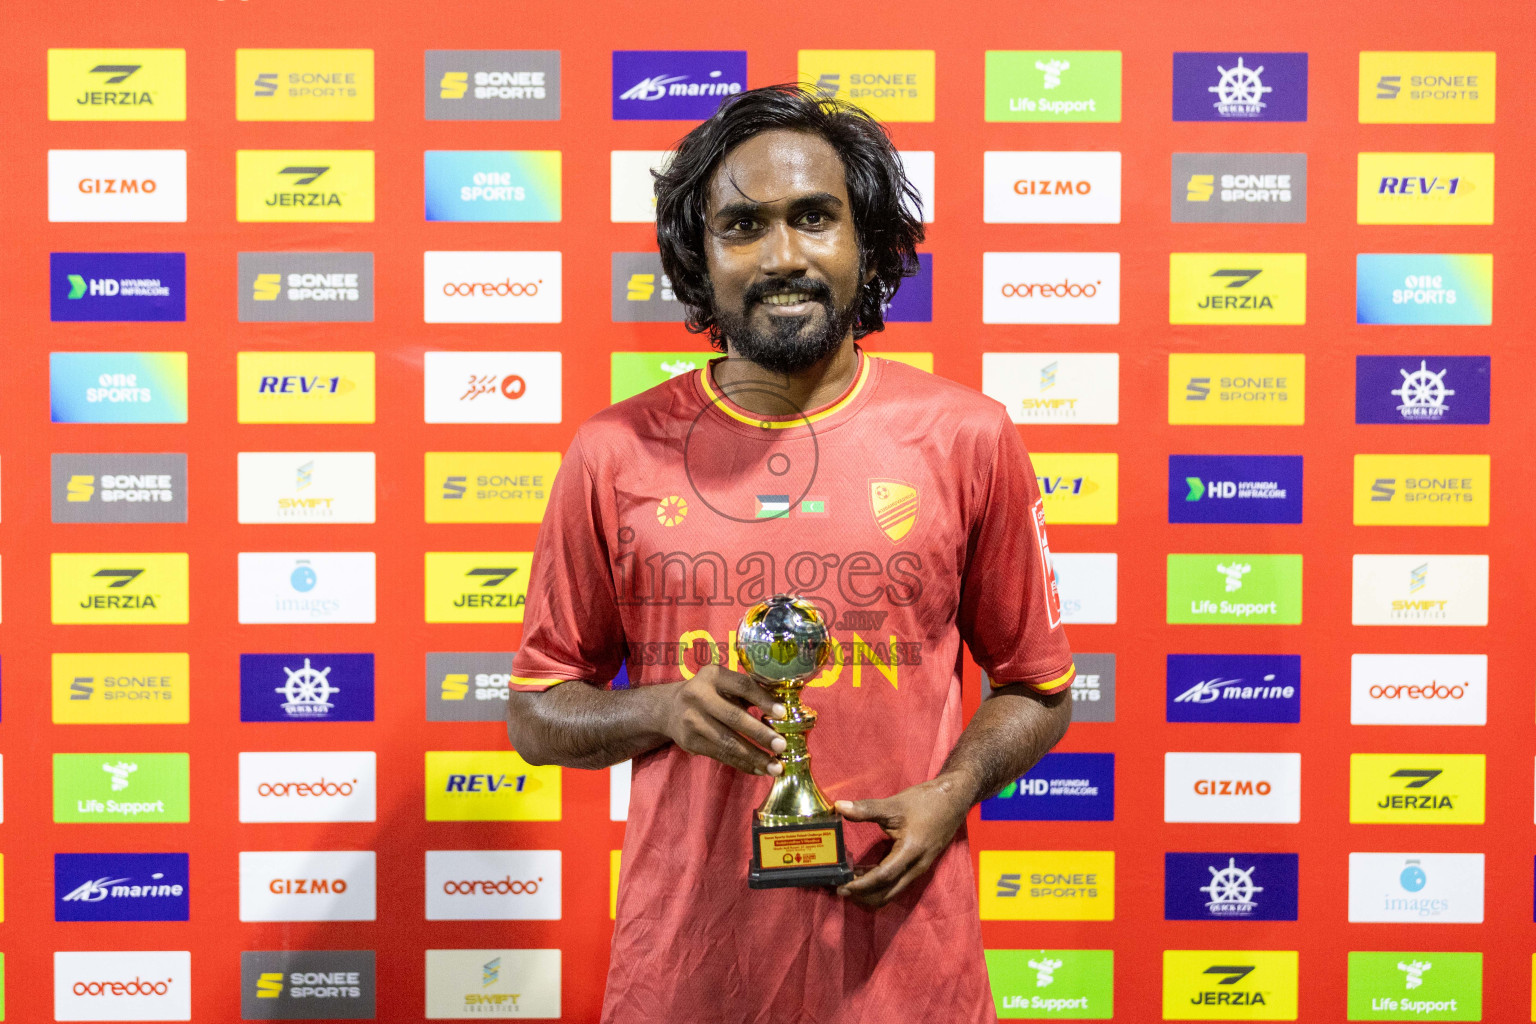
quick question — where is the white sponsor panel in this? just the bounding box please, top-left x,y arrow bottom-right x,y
983,151 -> 1122,223
49,150 -> 188,223
423,251 -> 562,323
239,751 -> 377,823
898,150 -> 936,222
425,850 -> 562,921
1351,554 -> 1489,626
239,850 -> 377,922
55,950 -> 192,1022
1351,654 -> 1487,725
1051,552 -> 1117,624
983,252 -> 1120,324
425,948 -> 562,1019
982,352 -> 1120,425
237,452 -> 377,524
1164,751 -> 1302,823
1348,852 -> 1484,923
609,760 -> 631,822
609,150 -> 672,222
423,351 -> 562,424
237,552 -> 377,624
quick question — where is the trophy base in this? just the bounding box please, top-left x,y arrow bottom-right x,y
748,819 -> 855,889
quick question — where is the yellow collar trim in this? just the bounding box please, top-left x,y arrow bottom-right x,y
700,351 -> 871,429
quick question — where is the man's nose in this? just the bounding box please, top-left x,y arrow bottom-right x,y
758,220 -> 808,277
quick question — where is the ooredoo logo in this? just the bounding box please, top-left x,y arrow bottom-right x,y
239,751 -> 376,823
424,251 -> 562,323
425,850 -> 561,920
441,876 -> 542,895
1352,654 -> 1486,726
54,950 -> 191,1021
983,253 -> 1120,324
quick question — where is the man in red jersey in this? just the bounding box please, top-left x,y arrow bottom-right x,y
506,84 -> 1074,1024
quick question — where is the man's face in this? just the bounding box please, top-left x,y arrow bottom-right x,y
703,129 -> 868,374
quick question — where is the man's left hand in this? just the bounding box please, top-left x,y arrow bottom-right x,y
833,775 -> 973,908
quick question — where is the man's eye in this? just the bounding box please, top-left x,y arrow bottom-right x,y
802,211 -> 825,225
732,218 -> 756,231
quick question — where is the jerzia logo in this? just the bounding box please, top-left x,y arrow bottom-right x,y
1162,950 -> 1298,1018
1169,253 -> 1305,325
236,150 -> 375,223
1349,753 -> 1485,823
425,552 -> 533,623
48,49 -> 187,121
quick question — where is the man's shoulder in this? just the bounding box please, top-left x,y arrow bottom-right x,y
868,355 -> 1011,432
569,370 -> 699,465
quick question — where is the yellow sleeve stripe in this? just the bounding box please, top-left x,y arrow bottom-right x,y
989,663 -> 1077,694
510,676 -> 567,690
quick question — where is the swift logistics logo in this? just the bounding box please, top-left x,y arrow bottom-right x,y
426,50 -> 560,120
1351,554 -> 1489,626
1166,554 -> 1302,625
1360,51 -> 1495,123
239,850 -> 376,922
984,51 -> 1122,122
425,850 -> 562,921
800,50 -> 934,122
238,253 -> 374,323
612,50 -> 746,120
1353,454 -> 1490,527
50,553 -> 189,625
239,653 -> 375,723
612,252 -> 683,322
49,351 -> 188,424
1164,752 -> 1302,824
51,652 -> 190,725
982,352 -> 1120,425
1347,951 -> 1482,1020
1173,52 -> 1308,121
1166,654 -> 1301,724
1033,453 -> 1118,524
236,351 -> 375,424
980,753 -> 1114,821
983,252 -> 1120,324
1169,455 -> 1303,525
1169,253 -> 1306,325
610,150 -> 673,221
979,851 -> 1115,921
54,950 -> 190,1022
237,451 -> 376,524
1356,356 -> 1490,425
1168,353 -> 1305,425
1171,153 -> 1307,223
1356,254 -> 1492,325
52,752 -> 189,823
54,852 -> 189,922
241,950 -> 376,1020
51,252 -> 184,322
1348,852 -> 1484,923
236,552 -> 377,625
1351,654 -> 1487,726
424,552 -> 533,624
48,149 -> 187,222
48,49 -> 186,120
426,652 -> 517,722
423,251 -> 563,324
236,150 -> 375,222
239,751 -> 376,824
1350,753 -> 1485,824
425,751 -> 561,821
425,453 -> 558,524
235,49 -> 374,121
1357,152 -> 1494,225
984,949 -> 1114,1020
423,350 -> 562,422
1164,853 -> 1298,922
983,151 -> 1122,224
424,151 -> 561,222
51,453 -> 187,524
1162,950 -> 1299,1020
425,949 -> 563,1019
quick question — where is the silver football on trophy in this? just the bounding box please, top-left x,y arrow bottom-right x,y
735,594 -> 830,688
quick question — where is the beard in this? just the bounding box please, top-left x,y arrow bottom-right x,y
714,277 -> 859,375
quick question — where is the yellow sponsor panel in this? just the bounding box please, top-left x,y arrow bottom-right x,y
610,850 -> 621,920
52,653 -> 190,725
1034,453 -> 1118,524
1162,950 -> 1298,1020
1349,753 -> 1485,824
1168,354 -> 1305,426
236,150 -> 375,223
869,352 -> 933,372
797,50 -> 935,122
978,850 -> 1114,921
236,49 -> 374,121
1353,454 -> 1490,526
48,49 -> 187,121
424,750 -> 561,821
236,351 -> 376,424
1357,152 -> 1494,225
51,553 -> 189,625
1169,253 -> 1306,325
425,552 -> 534,623
424,452 -> 561,524
1359,52 -> 1495,124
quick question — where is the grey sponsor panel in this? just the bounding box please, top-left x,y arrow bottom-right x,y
427,651 -> 516,722
1171,153 -> 1307,223
238,252 -> 374,323
425,50 -> 561,121
981,653 -> 1113,721
612,252 -> 684,323
241,950 -> 375,1020
52,453 -> 188,523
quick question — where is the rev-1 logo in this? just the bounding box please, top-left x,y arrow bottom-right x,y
444,773 -> 527,793
1379,175 -> 1461,195
257,375 -> 347,395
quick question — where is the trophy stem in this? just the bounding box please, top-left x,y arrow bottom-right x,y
754,687 -> 836,827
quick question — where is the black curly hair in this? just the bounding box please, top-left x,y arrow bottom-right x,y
653,83 -> 925,351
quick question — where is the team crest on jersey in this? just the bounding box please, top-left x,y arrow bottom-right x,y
870,480 -> 918,542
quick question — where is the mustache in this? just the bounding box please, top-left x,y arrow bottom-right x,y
743,277 -> 832,308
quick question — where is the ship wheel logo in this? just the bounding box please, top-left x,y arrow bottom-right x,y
1391,360 -> 1454,420
276,657 -> 339,716
1201,857 -> 1262,916
1209,57 -> 1271,116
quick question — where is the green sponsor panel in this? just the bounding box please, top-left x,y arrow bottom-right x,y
610,351 -> 711,403
1347,952 -> 1480,1021
984,51 -> 1122,122
53,752 -> 190,823
987,949 -> 1113,1019
1166,554 -> 1303,624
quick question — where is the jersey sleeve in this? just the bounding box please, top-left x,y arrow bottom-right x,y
956,414 -> 1076,695
510,432 -> 628,692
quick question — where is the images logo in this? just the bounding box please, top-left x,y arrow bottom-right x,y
49,150 -> 187,223
1351,654 -> 1486,726
54,951 -> 189,1022
1166,654 -> 1301,724
50,553 -> 189,625
236,150 -> 375,223
1161,950 -> 1298,1020
236,552 -> 377,625
1168,353 -> 1304,426
1357,153 -> 1494,225
48,49 -> 186,121
1050,552 -> 1117,625
610,150 -> 673,222
1352,454 -> 1489,527
1356,254 -> 1492,325
423,350 -> 562,422
423,251 -> 563,324
51,652 -> 189,725
51,454 -> 187,524
236,351 -> 375,424
984,949 -> 1114,1019
425,850 -> 562,921
240,751 -> 376,824
427,653 -> 517,722
425,454 -> 558,524
241,950 -> 376,1020
1171,153 -> 1307,223
1164,752 -> 1301,823
612,252 -> 683,322
237,252 -> 374,323
51,252 -> 185,322
1350,753 -> 1485,824
1347,950 -> 1482,1020
1033,453 -> 1118,524
425,949 -> 563,1019
983,352 -> 1119,425
1169,455 -> 1303,525
1173,52 -> 1308,121
52,752 -> 189,823
1166,554 -> 1302,625
1348,852 -> 1483,923
1164,853 -> 1298,922
978,851 -> 1114,921
1356,355 -> 1489,426
235,49 -> 374,121
239,850 -> 376,922
426,50 -> 561,120
1169,253 -> 1306,325
984,50 -> 1121,122
1351,554 -> 1488,626
983,151 -> 1122,224
980,753 -> 1114,822
799,50 -> 934,121
239,653 -> 375,723
425,751 -> 561,821
1359,52 -> 1495,124
612,50 -> 746,120
983,253 -> 1120,324
424,151 -> 562,222
55,852 -> 188,922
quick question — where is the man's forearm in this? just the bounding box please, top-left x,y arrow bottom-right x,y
933,684 -> 1072,807
506,681 -> 675,770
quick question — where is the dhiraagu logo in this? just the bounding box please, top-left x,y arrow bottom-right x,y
985,51 -> 1121,122
1347,951 -> 1481,1020
424,151 -> 561,222
1356,254 -> 1492,326
979,851 -> 1114,921
50,553 -> 190,625
53,752 -> 189,822
1167,554 -> 1302,625
611,351 -> 710,403
424,751 -> 560,821
986,949 -> 1113,1019
50,351 -> 188,424
1162,950 -> 1298,1020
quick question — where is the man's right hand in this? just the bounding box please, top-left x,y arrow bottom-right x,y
657,665 -> 789,776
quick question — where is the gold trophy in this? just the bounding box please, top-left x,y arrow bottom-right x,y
737,594 -> 855,889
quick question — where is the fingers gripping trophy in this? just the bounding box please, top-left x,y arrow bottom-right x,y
736,594 -> 855,889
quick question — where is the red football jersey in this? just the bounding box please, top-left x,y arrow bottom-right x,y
513,348 -> 1075,1023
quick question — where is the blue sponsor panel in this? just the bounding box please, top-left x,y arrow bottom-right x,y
1172,52 -> 1308,121
239,653 -> 375,722
611,50 -> 747,120
1355,355 -> 1490,425
980,752 -> 1114,821
51,253 -> 186,322
49,351 -> 188,424
1356,254 -> 1492,325
884,253 -> 933,323
1167,654 -> 1301,723
1169,455 -> 1303,524
55,852 -> 190,922
1165,852 -> 1298,921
